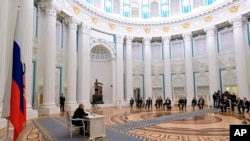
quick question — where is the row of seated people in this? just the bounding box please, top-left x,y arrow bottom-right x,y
219,96 -> 250,114
129,96 -> 206,111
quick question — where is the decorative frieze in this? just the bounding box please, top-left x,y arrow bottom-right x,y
218,53 -> 235,69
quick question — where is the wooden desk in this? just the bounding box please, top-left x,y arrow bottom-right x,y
84,113 -> 106,140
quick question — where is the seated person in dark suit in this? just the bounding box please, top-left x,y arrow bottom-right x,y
164,97 -> 172,110
235,97 -> 243,114
220,96 -> 229,112
191,97 -> 197,111
198,96 -> 205,109
178,97 -> 184,111
72,103 -> 89,135
243,97 -> 250,113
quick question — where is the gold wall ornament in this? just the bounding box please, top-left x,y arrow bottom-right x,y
182,23 -> 190,29
229,5 -> 240,13
127,27 -> 133,33
109,23 -> 116,30
144,28 -> 151,33
91,17 -> 98,24
204,16 -> 213,23
162,27 -> 169,32
73,6 -> 80,15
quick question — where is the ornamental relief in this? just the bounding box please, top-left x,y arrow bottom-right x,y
89,37 -> 116,56
152,75 -> 162,88
196,74 -> 209,86
133,61 -> 144,76
223,70 -> 237,85
56,48 -> 63,66
133,77 -> 142,88
218,53 -> 235,69
152,62 -> 164,75
193,58 -> 208,73
172,74 -> 185,87
171,61 -> 185,74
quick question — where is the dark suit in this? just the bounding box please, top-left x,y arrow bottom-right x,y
220,99 -> 229,112
72,107 -> 89,133
198,98 -> 205,109
243,100 -> 250,113
178,99 -> 184,110
236,99 -> 243,114
164,99 -> 172,109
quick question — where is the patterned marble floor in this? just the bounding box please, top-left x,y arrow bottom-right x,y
1,106 -> 250,141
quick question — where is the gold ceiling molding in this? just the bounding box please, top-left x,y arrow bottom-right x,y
91,17 -> 98,24
73,6 -> 80,15
162,27 -> 169,32
204,16 -> 213,23
127,27 -> 133,33
144,28 -> 151,33
229,4 -> 240,13
182,23 -> 190,29
109,23 -> 116,30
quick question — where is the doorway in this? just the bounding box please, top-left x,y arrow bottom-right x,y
225,86 -> 238,96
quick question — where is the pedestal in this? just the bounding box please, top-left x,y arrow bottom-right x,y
92,95 -> 104,104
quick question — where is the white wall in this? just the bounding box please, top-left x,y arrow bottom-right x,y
90,30 -> 114,42
90,61 -> 113,104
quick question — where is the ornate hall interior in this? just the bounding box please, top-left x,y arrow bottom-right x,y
1,0 -> 250,140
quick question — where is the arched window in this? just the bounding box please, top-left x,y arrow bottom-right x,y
160,0 -> 170,18
131,1 -> 139,18
150,2 -> 159,18
141,0 -> 150,19
204,0 -> 216,6
86,0 -> 94,5
170,0 -> 180,16
123,0 -> 131,17
181,0 -> 191,14
104,0 -> 113,13
113,0 -> 120,14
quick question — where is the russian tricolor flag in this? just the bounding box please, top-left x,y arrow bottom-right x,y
8,9 -> 26,141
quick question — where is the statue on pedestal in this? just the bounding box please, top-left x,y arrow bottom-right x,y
93,78 -> 103,95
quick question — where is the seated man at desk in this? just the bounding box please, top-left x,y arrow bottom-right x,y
72,103 -> 89,135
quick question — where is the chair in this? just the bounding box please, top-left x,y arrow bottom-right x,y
66,111 -> 85,138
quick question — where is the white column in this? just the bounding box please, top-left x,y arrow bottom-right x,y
125,36 -> 134,102
116,35 -> 125,103
0,0 -> 10,129
35,5 -> 45,110
20,0 -> 38,119
205,26 -> 219,104
183,33 -> 194,104
112,58 -> 117,105
143,37 -> 152,99
78,23 -> 91,109
162,36 -> 172,100
64,17 -> 78,111
231,17 -> 250,98
39,3 -> 60,115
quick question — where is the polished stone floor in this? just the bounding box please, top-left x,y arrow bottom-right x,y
1,105 -> 250,141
